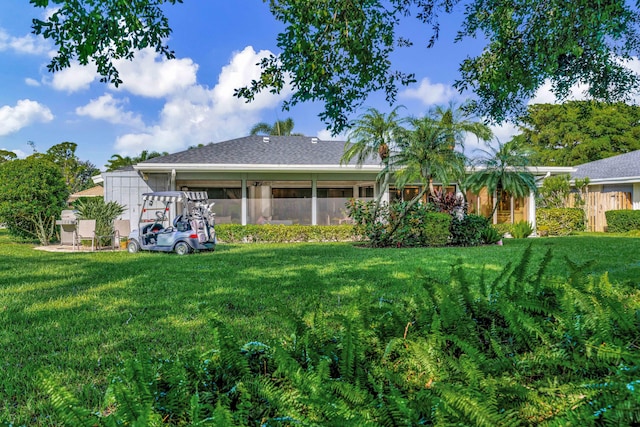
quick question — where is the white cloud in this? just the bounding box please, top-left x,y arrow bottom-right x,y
48,62 -> 98,92
25,78 -> 40,87
1,148 -> 27,159
0,28 -> 51,56
113,48 -> 198,98
0,99 -> 53,136
527,81 -> 590,105
317,129 -> 347,141
76,94 -> 144,128
400,77 -> 459,105
114,46 -> 290,155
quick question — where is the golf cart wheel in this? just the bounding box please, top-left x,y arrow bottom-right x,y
174,241 -> 192,255
127,240 -> 140,253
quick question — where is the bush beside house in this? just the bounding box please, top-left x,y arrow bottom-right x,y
215,224 -> 355,243
605,210 -> 640,232
536,208 -> 585,236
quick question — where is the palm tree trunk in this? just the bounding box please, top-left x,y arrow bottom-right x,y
384,186 -> 429,244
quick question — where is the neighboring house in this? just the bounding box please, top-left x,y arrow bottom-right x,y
572,150 -> 640,231
96,136 -> 571,228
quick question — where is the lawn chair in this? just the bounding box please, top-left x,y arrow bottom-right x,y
114,219 -> 131,249
74,219 -> 96,251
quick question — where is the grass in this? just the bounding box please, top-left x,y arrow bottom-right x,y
1,229 -> 639,425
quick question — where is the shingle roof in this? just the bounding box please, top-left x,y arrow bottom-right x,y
572,150 -> 640,180
139,136 -> 379,166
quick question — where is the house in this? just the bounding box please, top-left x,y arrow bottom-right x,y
571,150 -> 640,231
97,135 -> 571,228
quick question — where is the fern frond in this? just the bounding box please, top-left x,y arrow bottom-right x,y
40,375 -> 97,427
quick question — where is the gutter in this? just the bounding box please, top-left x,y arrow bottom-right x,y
133,163 -> 384,173
573,176 -> 640,185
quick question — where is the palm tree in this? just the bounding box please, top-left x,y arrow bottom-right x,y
392,115 -> 468,206
465,139 -> 537,219
431,102 -> 493,151
341,106 -> 405,207
249,118 -> 302,136
104,150 -> 168,171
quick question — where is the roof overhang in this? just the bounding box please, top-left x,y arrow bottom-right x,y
465,166 -> 576,175
133,163 -> 383,173
575,176 -> 640,185
133,163 -> 577,175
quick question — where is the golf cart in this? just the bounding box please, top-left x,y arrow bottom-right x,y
127,191 -> 216,255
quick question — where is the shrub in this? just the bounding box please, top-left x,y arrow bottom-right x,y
449,214 -> 490,246
605,210 -> 640,232
388,202 -> 451,247
214,224 -> 355,243
431,189 -> 465,217
538,174 -> 571,208
75,197 -> 126,246
480,226 -> 503,244
511,220 -> 533,238
536,208 -> 585,236
492,222 -> 512,237
347,199 -> 451,248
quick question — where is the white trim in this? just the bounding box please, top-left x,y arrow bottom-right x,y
134,163 -> 577,176
578,176 -> 640,185
134,163 -> 383,173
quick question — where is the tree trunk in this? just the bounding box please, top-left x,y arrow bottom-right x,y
384,186 -> 429,244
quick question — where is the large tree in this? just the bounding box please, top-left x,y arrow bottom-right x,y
44,142 -> 99,194
30,1 -> 640,133
0,156 -> 69,244
0,150 -> 18,163
513,101 -> 640,166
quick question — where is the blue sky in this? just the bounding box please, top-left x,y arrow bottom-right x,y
0,1 -> 579,170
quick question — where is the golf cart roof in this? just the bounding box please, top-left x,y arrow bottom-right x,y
142,191 -> 209,202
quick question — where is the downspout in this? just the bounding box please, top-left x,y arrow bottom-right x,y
312,175 -> 317,225
241,177 -> 247,225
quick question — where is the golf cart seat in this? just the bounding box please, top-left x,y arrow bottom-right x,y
143,223 -> 164,235
173,215 -> 191,232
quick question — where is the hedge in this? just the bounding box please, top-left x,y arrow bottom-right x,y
214,224 -> 356,243
449,214 -> 489,246
605,210 -> 640,232
536,208 -> 585,236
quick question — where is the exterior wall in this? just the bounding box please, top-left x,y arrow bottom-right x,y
103,171 -> 170,222
634,183 -> 640,210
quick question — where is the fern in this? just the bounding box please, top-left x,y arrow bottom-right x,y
41,375 -> 97,427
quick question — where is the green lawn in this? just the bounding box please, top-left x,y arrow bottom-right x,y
1,230 -> 639,425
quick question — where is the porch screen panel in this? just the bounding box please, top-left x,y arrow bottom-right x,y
317,188 -> 354,225
271,188 -> 312,225
186,186 -> 243,224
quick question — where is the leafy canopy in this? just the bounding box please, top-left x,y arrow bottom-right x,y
513,101 -> 640,166
0,156 -> 68,243
29,0 -> 640,133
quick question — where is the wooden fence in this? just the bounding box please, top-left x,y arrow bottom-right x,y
570,191 -> 633,232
